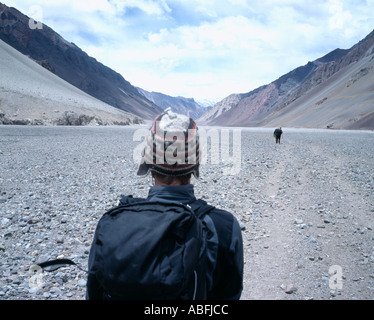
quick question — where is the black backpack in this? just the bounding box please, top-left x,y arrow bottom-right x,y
274,128 -> 282,137
87,196 -> 216,300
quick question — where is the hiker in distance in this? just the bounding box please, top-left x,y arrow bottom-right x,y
86,108 -> 244,300
273,127 -> 283,144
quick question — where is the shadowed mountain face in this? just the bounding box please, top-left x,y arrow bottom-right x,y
199,30 -> 374,130
0,3 -> 163,120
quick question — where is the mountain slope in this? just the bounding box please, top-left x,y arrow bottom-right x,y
137,88 -> 207,119
0,3 -> 163,120
0,38 -> 143,125
200,30 -> 374,130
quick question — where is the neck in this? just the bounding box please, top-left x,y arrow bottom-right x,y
154,176 -> 191,186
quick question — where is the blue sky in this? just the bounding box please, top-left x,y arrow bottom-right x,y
5,0 -> 374,102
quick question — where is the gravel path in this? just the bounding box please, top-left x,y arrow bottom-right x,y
0,125 -> 373,300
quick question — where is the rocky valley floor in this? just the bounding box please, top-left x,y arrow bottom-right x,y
0,125 -> 373,300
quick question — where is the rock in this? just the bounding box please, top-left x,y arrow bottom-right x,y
284,284 -> 297,294
309,236 -> 317,243
77,279 -> 86,287
1,218 -> 10,226
56,237 -> 64,244
37,255 -> 50,264
28,287 -> 39,294
50,287 -> 63,295
43,292 -> 50,298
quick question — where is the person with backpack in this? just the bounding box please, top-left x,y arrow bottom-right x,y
273,127 -> 283,144
86,108 -> 244,300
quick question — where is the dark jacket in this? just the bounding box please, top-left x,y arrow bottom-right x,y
274,128 -> 282,138
86,184 -> 243,300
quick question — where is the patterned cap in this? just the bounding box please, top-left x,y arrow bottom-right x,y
137,108 -> 200,178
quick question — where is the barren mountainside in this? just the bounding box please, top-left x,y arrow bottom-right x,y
0,3 -> 163,120
0,38 -> 143,126
199,30 -> 374,130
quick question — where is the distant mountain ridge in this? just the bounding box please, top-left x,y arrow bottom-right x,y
199,29 -> 374,130
137,88 -> 207,120
0,3 -> 163,120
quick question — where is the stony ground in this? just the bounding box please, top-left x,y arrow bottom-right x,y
0,125 -> 373,300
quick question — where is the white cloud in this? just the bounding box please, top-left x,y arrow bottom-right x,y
327,0 -> 353,30
110,0 -> 171,15
72,0 -> 114,13
5,0 -> 374,100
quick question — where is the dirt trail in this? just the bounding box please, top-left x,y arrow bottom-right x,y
239,130 -> 374,300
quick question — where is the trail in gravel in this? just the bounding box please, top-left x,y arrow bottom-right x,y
0,126 -> 373,300
239,129 -> 374,300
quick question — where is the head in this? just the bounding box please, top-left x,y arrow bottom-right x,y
137,108 -> 200,186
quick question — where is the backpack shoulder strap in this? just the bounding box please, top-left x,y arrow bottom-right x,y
36,258 -> 87,273
119,194 -> 146,205
118,196 -> 215,218
103,195 -> 147,216
189,199 -> 218,293
189,199 -> 215,219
